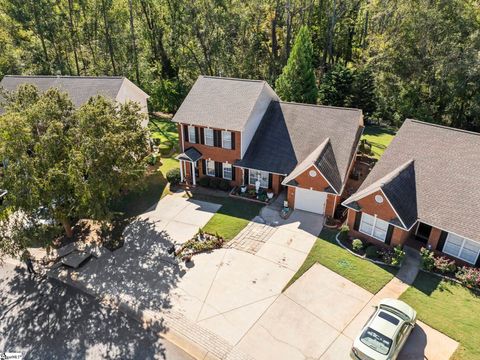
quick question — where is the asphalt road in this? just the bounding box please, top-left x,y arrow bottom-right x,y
0,261 -> 194,360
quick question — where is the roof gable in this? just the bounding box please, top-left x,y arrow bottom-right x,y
172,76 -> 277,131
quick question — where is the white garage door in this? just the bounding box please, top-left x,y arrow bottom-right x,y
294,188 -> 327,214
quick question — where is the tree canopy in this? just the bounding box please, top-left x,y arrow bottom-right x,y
0,85 -> 148,246
275,26 -> 318,103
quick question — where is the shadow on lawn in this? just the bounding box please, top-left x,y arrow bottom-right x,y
0,263 -> 173,359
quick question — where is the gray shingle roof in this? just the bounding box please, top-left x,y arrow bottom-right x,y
172,76 -> 276,131
345,119 -> 480,243
0,75 -> 126,108
236,101 -> 363,190
176,147 -> 202,162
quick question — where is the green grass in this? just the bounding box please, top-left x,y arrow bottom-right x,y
190,194 -> 264,240
399,272 -> 480,360
285,229 -> 397,293
149,118 -> 179,153
111,157 -> 179,218
361,125 -> 396,159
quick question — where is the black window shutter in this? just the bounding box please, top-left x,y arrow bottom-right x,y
353,211 -> 362,231
476,253 -> 480,267
437,231 -> 448,251
199,128 -> 205,145
385,224 -> 394,245
183,125 -> 189,143
231,132 -> 235,150
194,127 -> 200,144
268,173 -> 273,189
201,159 -> 206,175
244,169 -> 249,185
215,162 -> 222,178
214,130 -> 221,147
231,166 -> 236,181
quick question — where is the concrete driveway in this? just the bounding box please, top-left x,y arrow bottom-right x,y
51,195 -> 325,357
234,264 -> 458,360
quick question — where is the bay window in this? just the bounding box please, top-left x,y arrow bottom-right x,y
222,131 -> 232,149
443,233 -> 480,264
249,169 -> 269,188
223,163 -> 232,180
359,213 -> 389,242
204,128 -> 214,146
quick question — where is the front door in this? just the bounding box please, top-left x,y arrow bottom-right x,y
415,222 -> 432,243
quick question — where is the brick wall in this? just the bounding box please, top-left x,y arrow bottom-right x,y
353,190 -> 399,223
292,165 -> 331,192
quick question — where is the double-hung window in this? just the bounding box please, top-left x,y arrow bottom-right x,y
249,169 -> 269,188
205,160 -> 215,177
359,213 -> 389,242
204,128 -> 214,146
443,233 -> 480,264
223,163 -> 232,180
188,126 -> 196,143
222,131 -> 232,149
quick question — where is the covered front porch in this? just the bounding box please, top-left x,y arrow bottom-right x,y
176,147 -> 202,186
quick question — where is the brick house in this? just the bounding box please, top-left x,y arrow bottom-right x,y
342,119 -> 480,266
173,76 -> 363,216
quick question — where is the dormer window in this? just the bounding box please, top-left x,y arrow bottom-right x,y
222,131 -> 232,149
188,125 -> 196,143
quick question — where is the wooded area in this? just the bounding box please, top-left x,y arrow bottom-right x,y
0,0 -> 479,130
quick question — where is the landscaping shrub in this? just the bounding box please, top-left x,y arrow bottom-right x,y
159,142 -> 172,155
455,266 -> 480,290
391,245 -> 406,266
352,239 -> 363,252
218,178 -> 231,191
166,168 -> 181,186
434,256 -> 457,274
420,247 -> 435,271
339,224 -> 349,234
198,177 -> 210,187
208,177 -> 221,189
365,245 -> 379,259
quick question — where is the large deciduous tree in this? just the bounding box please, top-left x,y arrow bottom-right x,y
275,25 -> 318,104
0,85 -> 148,243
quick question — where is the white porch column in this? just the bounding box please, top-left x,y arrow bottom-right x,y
179,160 -> 184,182
192,162 -> 196,186
241,168 -> 245,185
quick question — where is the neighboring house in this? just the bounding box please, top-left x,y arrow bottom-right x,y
342,119 -> 480,266
0,75 -> 150,127
173,75 -> 363,216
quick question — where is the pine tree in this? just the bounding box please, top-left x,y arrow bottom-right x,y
275,26 -> 318,104
318,64 -> 354,107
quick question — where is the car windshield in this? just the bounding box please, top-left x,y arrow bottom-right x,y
360,327 -> 392,355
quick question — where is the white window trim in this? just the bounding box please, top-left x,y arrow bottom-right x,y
443,233 -> 480,265
223,163 -> 232,180
188,125 -> 196,144
359,213 -> 389,242
205,159 -> 215,177
221,130 -> 232,149
204,128 -> 214,146
248,169 -> 269,188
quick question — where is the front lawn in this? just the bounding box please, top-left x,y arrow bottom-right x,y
399,271 -> 480,360
111,157 -> 179,218
189,194 -> 264,240
149,118 -> 179,154
285,229 -> 397,293
361,125 -> 396,159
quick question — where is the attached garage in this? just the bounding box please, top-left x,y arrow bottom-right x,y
294,187 -> 327,215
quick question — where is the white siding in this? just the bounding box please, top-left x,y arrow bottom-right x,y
240,83 -> 278,158
116,78 -> 150,128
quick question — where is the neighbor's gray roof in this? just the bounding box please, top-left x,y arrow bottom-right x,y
0,75 -> 126,108
172,76 -> 275,131
344,119 -> 480,242
236,101 -> 363,190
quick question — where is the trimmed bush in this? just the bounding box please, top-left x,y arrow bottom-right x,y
198,177 -> 210,187
455,266 -> 480,290
391,245 -> 406,266
352,239 -> 363,252
339,224 -> 349,233
166,168 -> 181,186
218,178 -> 231,191
420,247 -> 435,271
434,256 -> 457,274
365,245 -> 379,259
208,177 -> 221,189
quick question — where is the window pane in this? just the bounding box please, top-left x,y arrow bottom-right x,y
362,213 -> 375,226
249,169 -> 268,188
375,218 -> 389,231
223,163 -> 232,180
204,128 -> 214,146
360,222 -> 373,236
222,131 -> 232,149
444,239 -> 461,257
459,240 -> 480,264
206,160 -> 215,176
373,227 -> 387,241
188,126 -> 196,143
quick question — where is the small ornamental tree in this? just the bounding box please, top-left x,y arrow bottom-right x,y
275,26 -> 318,104
0,85 -> 148,255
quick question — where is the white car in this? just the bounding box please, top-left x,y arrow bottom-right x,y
350,298 -> 417,360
